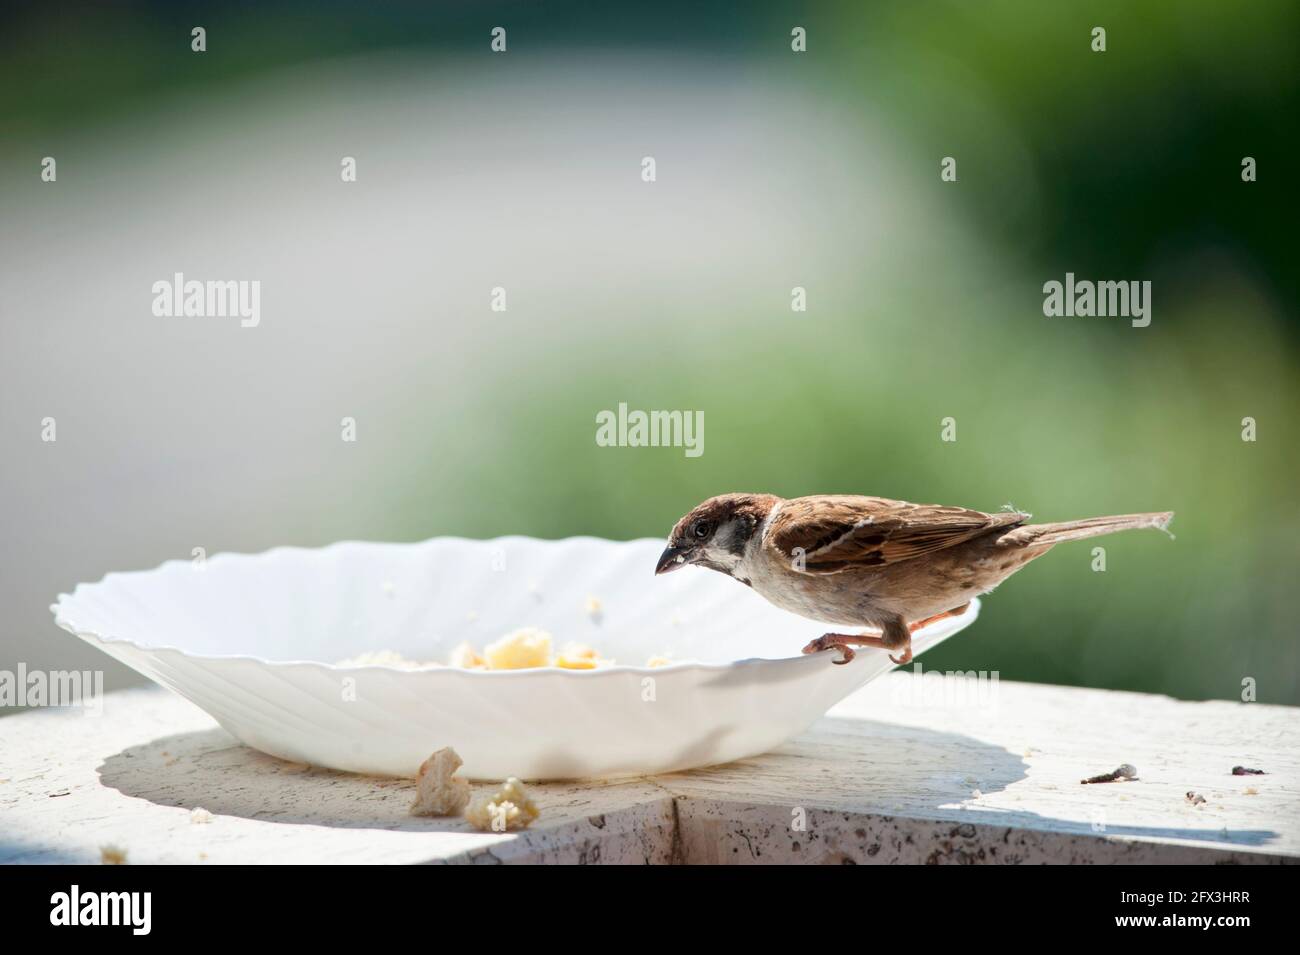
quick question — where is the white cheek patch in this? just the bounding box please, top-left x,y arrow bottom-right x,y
712,521 -> 740,551
703,527 -> 746,569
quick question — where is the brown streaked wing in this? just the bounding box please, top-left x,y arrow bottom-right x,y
769,495 -> 1026,574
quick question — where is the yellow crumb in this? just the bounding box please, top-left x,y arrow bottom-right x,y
464,777 -> 540,832
448,641 -> 487,669
555,655 -> 599,669
100,845 -> 127,865
483,628 -> 553,670
555,642 -> 614,669
348,634 -> 680,671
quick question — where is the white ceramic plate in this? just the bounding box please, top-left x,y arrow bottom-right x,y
51,537 -> 980,780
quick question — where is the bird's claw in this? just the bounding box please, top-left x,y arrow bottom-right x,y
802,636 -> 856,665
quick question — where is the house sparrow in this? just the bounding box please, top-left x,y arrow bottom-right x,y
656,493 -> 1173,665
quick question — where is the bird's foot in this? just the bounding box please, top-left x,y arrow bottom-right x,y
802,634 -> 858,664
803,632 -> 901,666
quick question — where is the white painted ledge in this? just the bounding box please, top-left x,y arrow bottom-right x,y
1,676 -> 1295,864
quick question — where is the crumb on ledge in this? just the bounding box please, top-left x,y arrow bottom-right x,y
464,777 -> 540,832
410,747 -> 471,817
100,844 -> 127,865
1080,763 -> 1137,785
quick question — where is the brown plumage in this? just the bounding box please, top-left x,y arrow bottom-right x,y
656,493 -> 1173,665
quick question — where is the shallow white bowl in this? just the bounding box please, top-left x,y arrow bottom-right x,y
51,537 -> 980,780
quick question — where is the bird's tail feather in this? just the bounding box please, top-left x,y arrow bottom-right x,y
998,511 -> 1175,547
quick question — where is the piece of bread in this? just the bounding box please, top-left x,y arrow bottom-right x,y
410,747 -> 471,817
482,628 -> 553,670
464,777 -> 540,832
448,641 -> 487,669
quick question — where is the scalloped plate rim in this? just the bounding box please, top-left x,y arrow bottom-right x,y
49,535 -> 981,676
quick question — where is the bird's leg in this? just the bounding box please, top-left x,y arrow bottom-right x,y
805,603 -> 972,666
890,603 -> 973,666
802,631 -> 888,666
907,603 -> 972,634
880,617 -> 912,666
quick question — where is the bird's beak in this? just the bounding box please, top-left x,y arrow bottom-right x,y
655,543 -> 692,575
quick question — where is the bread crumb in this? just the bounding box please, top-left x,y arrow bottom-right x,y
465,777 -> 540,832
100,845 -> 127,865
555,652 -> 598,669
483,628 -> 553,670
347,634 -> 681,671
410,747 -> 471,817
381,580 -> 396,596
190,807 -> 214,824
466,610 -> 479,622
448,642 -> 487,669
1244,787 -> 1259,796
584,595 -> 603,619
555,642 -> 615,669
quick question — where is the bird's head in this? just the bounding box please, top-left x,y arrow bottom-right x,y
655,493 -> 780,578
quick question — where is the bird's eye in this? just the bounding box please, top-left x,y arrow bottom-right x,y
691,520 -> 712,540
